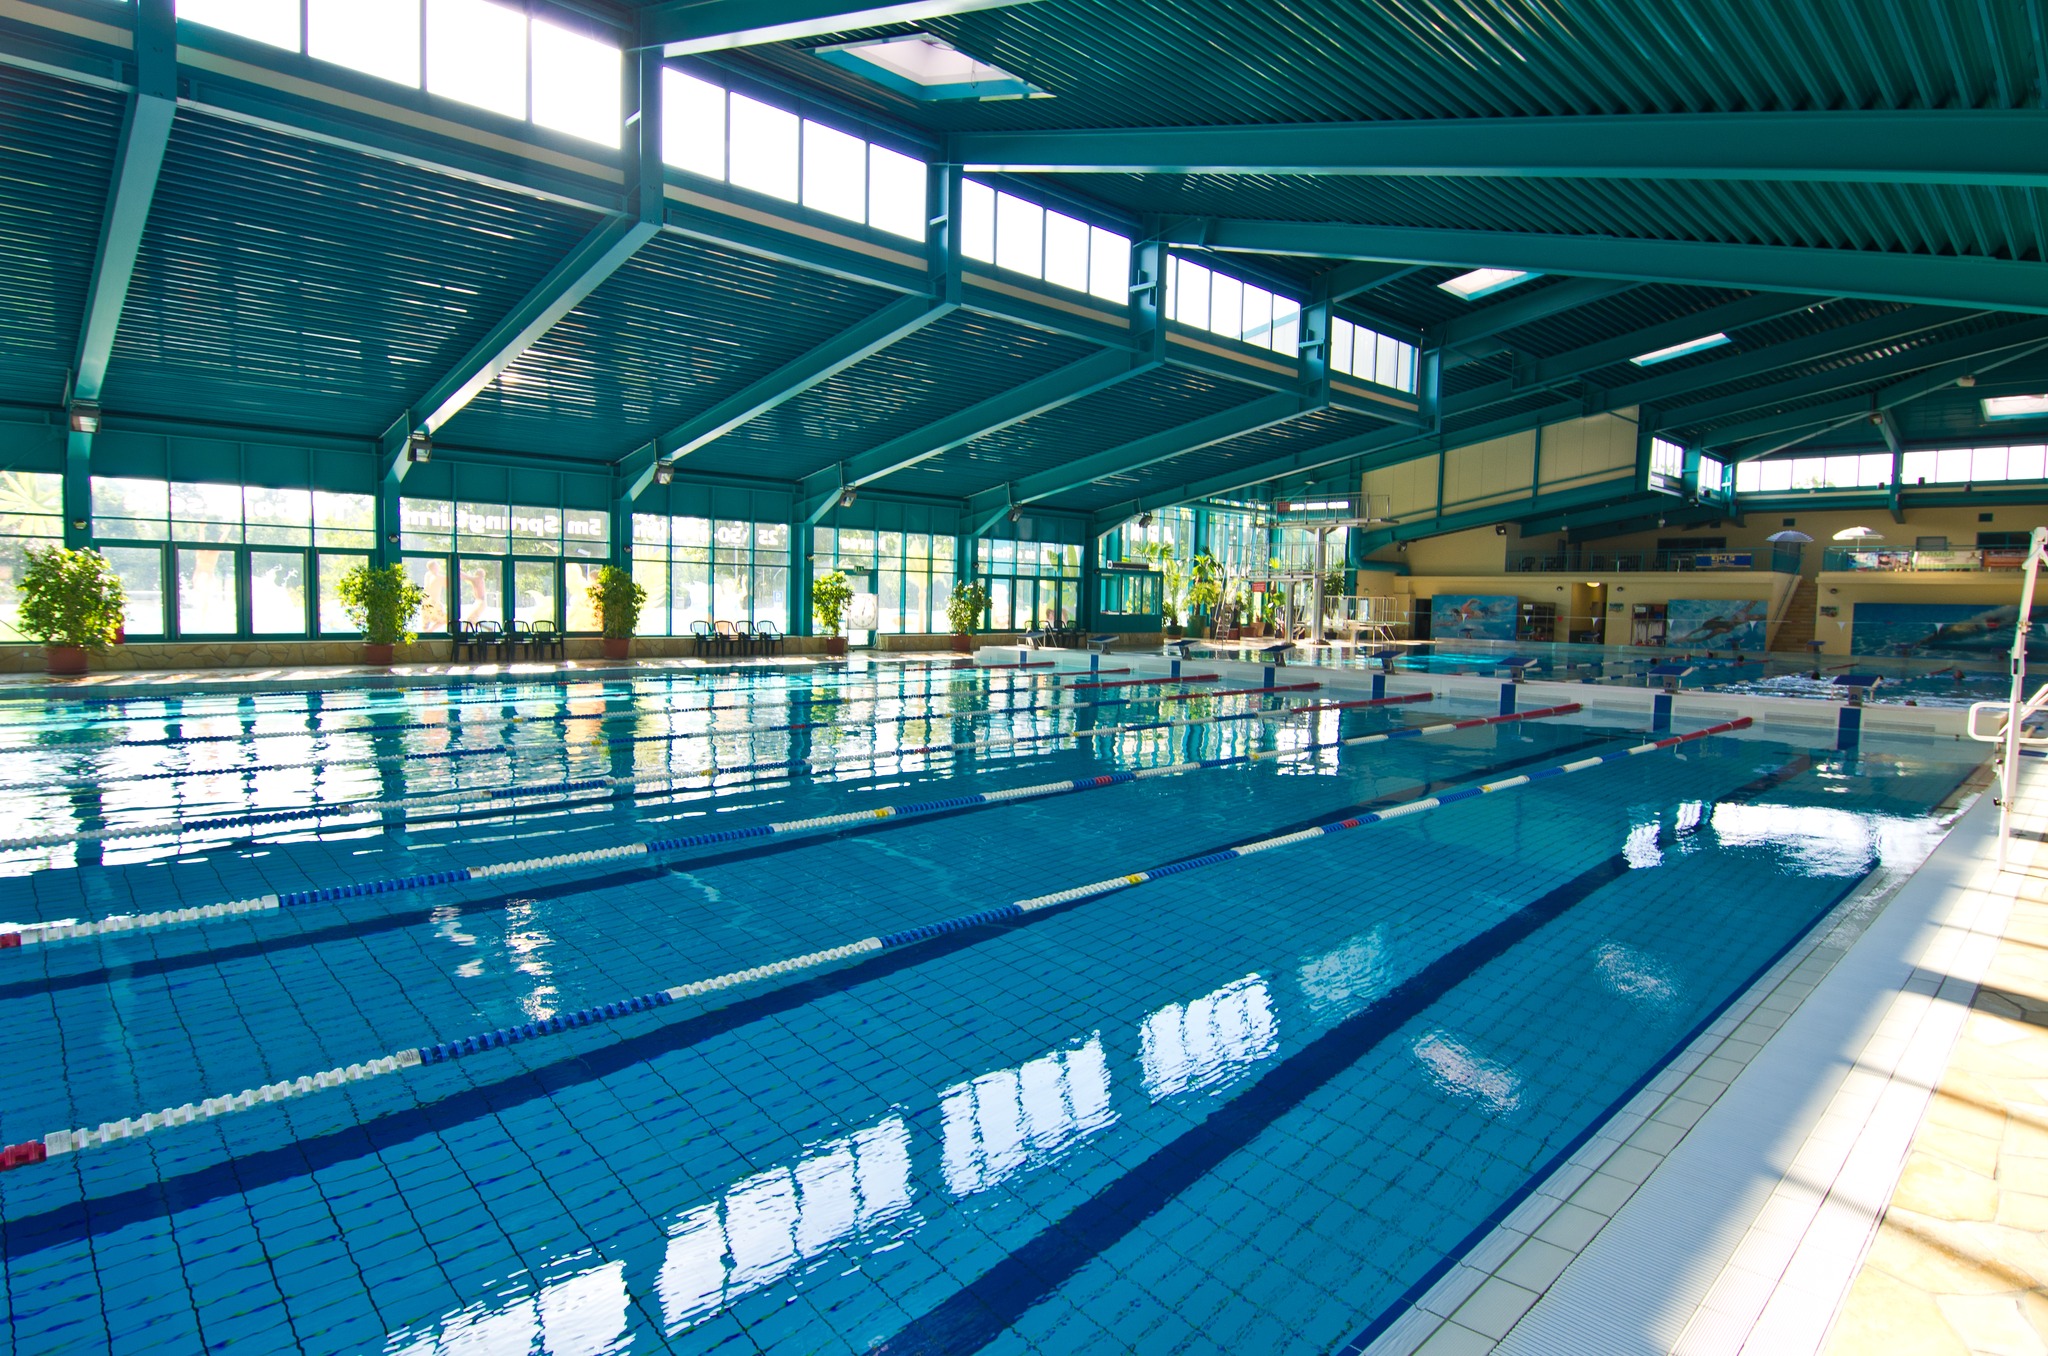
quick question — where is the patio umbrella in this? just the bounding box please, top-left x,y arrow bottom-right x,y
1766,530 -> 1813,543
1832,526 -> 1885,541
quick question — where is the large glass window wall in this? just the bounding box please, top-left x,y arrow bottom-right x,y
974,538 -> 1082,632
0,472 -> 63,642
633,515 -> 790,635
400,497 -> 610,636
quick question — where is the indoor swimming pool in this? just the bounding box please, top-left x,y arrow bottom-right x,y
0,659 -> 1986,1354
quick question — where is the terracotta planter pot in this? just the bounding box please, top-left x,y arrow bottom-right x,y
602,637 -> 631,660
825,636 -> 848,658
363,643 -> 395,665
951,634 -> 973,653
45,645 -> 86,676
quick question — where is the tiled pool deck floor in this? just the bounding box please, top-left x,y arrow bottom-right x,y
1368,756 -> 2048,1356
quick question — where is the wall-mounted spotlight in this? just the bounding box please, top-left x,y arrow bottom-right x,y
1493,524 -> 1507,535
1007,505 -> 1022,523
67,401 -> 100,435
839,487 -> 857,509
1395,540 -> 1408,552
1138,511 -> 1153,528
1959,374 -> 1977,387
407,431 -> 432,464
653,462 -> 674,486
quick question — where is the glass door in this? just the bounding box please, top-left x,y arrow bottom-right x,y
457,557 -> 506,629
249,550 -> 309,636
174,547 -> 240,637
513,559 -> 558,629
845,569 -> 877,648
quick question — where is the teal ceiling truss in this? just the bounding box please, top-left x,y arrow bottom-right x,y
7,0 -> 2048,561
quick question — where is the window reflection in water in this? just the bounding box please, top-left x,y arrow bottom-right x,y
387,1257 -> 628,1356
941,1036 -> 1115,1196
658,1118 -> 913,1333
1139,976 -> 1277,1102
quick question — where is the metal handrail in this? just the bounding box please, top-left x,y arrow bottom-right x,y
1966,525 -> 2048,869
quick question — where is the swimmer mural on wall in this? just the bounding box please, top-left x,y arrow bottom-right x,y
1667,599 -> 1768,650
1428,594 -> 1516,641
1851,603 -> 2048,659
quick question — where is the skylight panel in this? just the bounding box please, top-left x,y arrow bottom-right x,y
176,0 -> 300,52
308,0 -> 420,88
1984,394 -> 2048,420
1631,333 -> 1730,366
531,17 -> 621,146
813,33 -> 1047,101
1438,268 -> 1535,301
427,0 -> 526,121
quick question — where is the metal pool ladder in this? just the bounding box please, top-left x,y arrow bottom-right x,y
1968,524 -> 2048,870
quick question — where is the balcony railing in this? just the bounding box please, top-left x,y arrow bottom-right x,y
1822,546 -> 2026,572
1504,547 -> 1802,574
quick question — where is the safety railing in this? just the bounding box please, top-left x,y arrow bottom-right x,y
1967,525 -> 2048,869
1825,545 -> 2030,573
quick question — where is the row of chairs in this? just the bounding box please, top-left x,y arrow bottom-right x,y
450,619 -> 565,662
689,619 -> 784,657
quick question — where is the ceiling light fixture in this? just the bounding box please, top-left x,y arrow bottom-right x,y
1984,393 -> 2048,420
839,487 -> 857,509
653,462 -> 674,486
1630,333 -> 1731,366
1437,268 -> 1536,301
1007,505 -> 1022,523
67,400 -> 100,435
407,431 -> 432,464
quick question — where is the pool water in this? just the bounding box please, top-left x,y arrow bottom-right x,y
0,661 -> 1982,1354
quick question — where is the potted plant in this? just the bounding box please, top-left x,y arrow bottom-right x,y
589,565 -> 644,660
812,570 -> 854,657
18,545 -> 125,675
336,561 -> 425,666
946,580 -> 990,653
1185,553 -> 1221,639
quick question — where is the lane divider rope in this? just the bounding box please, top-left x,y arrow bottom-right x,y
0,692 -> 1444,943
0,714 -> 1747,1173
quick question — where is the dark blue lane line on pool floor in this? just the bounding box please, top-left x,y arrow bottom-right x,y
0,732 -> 1621,1004
1332,755 -> 1979,1356
0,737 -> 1631,1258
866,753 -> 1822,1356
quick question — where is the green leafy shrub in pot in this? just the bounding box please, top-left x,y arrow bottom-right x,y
19,546 -> 125,673
335,562 -> 425,659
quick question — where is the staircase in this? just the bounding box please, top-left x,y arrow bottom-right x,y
1768,577 -> 1818,653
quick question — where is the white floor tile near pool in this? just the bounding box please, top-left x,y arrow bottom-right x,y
1366,753 -> 2016,1356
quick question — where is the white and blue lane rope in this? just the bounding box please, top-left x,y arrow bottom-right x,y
0,691 -> 1448,943
0,681 -> 1325,852
0,714 -> 1752,1175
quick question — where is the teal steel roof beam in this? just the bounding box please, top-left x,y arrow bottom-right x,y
1321,262 -> 1419,304
72,0 -> 173,403
798,348 -> 1146,524
1601,306 -> 1986,412
647,294 -> 958,467
645,0 -> 1050,56
953,111 -> 2048,188
387,49 -> 665,471
1706,330 -> 2048,455
1162,219 -> 2048,317
1670,318 -> 2048,433
1348,480 -> 1654,554
970,392 -> 1309,522
1426,278 -> 1637,350
1088,396 -> 1584,530
1508,294 -> 1825,393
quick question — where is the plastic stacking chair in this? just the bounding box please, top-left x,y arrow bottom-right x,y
714,619 -> 740,656
529,619 -> 565,661
450,620 -> 480,663
689,620 -> 715,658
473,619 -> 507,660
506,620 -> 536,660
736,620 -> 763,656
753,619 -> 783,655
